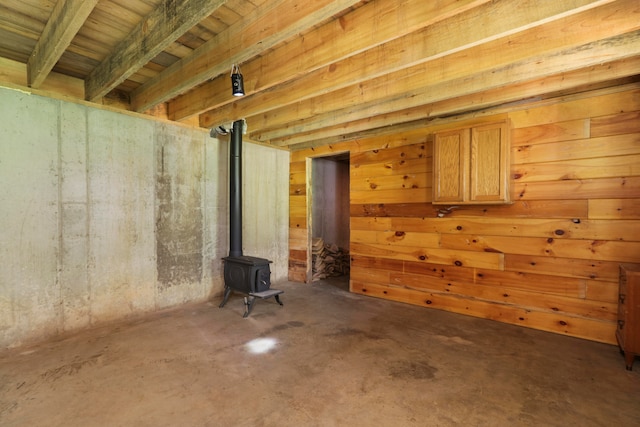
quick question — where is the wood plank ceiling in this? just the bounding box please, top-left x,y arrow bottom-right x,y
0,0 -> 638,150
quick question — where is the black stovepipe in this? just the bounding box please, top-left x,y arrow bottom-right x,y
229,119 -> 243,258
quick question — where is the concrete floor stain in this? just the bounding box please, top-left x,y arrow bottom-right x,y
388,360 -> 437,380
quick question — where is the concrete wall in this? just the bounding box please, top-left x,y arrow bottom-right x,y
242,142 -> 291,280
0,86 -> 289,349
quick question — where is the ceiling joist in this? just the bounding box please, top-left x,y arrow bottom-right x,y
85,0 -> 228,102
239,1 -> 640,148
270,54 -> 640,150
170,0 -> 490,122
131,0 -> 364,113
199,0 -> 618,131
27,0 -> 99,88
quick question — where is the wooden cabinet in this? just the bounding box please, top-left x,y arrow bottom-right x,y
617,264 -> 640,370
433,121 -> 510,205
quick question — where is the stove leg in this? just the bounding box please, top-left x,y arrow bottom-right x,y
219,286 -> 232,308
624,351 -> 636,371
275,295 -> 283,306
243,296 -> 256,318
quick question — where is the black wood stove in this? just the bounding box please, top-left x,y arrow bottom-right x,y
220,255 -> 282,317
218,120 -> 283,317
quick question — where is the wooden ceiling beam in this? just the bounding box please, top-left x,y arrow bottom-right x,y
258,29 -> 640,144
131,0 -> 365,113
270,59 -> 640,149
268,32 -> 640,147
169,0 -> 489,122
199,0 -> 614,130
233,1 -> 640,141
27,0 -> 98,88
84,0 -> 228,102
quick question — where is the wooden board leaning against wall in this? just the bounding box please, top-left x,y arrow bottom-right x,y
288,83 -> 640,344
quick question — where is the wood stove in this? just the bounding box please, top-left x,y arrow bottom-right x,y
218,120 -> 283,317
220,255 -> 282,317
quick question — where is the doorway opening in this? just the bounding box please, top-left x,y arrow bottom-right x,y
309,152 -> 350,290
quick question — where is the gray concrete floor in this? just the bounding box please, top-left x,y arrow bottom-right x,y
1,277 -> 639,427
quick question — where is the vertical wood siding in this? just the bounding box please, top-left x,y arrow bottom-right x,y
288,84 -> 640,344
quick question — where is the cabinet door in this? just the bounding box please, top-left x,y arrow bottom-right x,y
470,121 -> 510,203
433,128 -> 469,203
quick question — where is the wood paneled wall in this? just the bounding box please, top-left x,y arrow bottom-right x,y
288,84 -> 640,344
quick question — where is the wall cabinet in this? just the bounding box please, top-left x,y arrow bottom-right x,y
433,121 -> 510,205
617,264 -> 640,370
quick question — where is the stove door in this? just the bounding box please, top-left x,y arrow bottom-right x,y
255,267 -> 271,292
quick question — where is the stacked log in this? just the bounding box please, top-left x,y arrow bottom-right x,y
312,237 -> 350,281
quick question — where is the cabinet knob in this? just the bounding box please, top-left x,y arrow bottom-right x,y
619,294 -> 626,304
618,319 -> 625,329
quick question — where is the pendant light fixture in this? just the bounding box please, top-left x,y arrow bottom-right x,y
231,64 -> 244,97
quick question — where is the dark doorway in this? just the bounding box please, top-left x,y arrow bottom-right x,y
310,153 -> 350,290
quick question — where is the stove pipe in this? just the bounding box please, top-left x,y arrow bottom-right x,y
229,119 -> 243,258
220,118 -> 283,317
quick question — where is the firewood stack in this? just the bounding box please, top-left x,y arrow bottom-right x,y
312,237 -> 350,281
